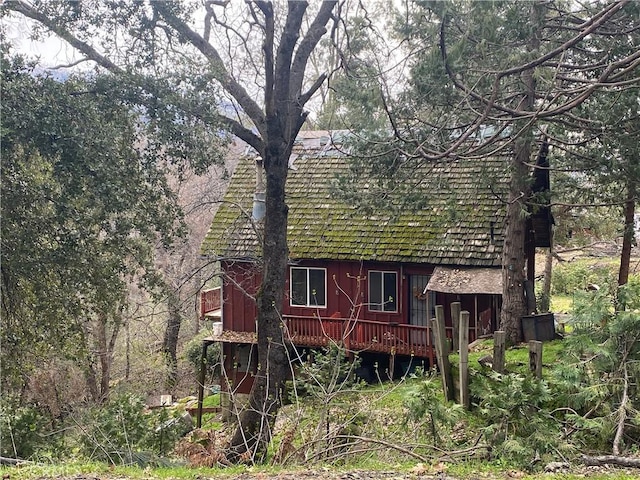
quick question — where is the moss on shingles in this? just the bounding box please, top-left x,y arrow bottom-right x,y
202,144 -> 509,266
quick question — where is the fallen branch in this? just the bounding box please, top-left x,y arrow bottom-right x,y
282,434 -> 489,466
613,362 -> 629,455
0,456 -> 30,466
582,455 -> 640,468
282,435 -> 431,466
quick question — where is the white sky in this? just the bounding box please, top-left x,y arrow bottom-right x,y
3,13 -> 80,69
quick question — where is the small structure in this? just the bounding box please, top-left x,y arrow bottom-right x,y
198,131 -> 551,410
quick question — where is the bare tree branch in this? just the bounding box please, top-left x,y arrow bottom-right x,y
152,2 -> 267,142
290,1 -> 338,103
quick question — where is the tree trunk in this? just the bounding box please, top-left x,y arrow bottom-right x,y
95,314 -> 120,403
499,2 -> 542,344
500,141 -> 531,344
84,358 -> 100,403
97,319 -> 111,403
228,134 -> 292,461
618,179 -> 636,288
163,289 -> 182,389
540,234 -> 554,313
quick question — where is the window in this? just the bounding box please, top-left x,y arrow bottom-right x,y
369,271 -> 397,312
290,267 -> 326,307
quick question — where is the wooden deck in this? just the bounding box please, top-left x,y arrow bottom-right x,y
201,294 -> 437,361
283,315 -> 434,360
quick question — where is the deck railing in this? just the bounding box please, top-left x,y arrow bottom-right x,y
200,287 -> 221,318
283,315 -> 433,359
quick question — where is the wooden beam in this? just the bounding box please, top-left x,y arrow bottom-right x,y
529,340 -> 543,379
450,301 -> 461,351
493,330 -> 506,374
434,305 -> 454,401
197,340 -> 215,428
459,310 -> 470,409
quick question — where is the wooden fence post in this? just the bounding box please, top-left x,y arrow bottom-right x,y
451,301 -> 461,352
529,340 -> 543,379
434,305 -> 454,401
493,331 -> 506,374
459,310 -> 470,409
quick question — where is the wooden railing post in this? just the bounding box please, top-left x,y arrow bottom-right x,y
493,331 -> 506,374
459,310 -> 470,409
529,340 -> 543,379
434,305 -> 454,401
451,301 -> 461,351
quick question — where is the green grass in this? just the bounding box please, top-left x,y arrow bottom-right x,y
4,459 -> 637,480
202,393 -> 220,407
551,294 -> 573,313
449,338 -> 564,377
0,462 -> 249,480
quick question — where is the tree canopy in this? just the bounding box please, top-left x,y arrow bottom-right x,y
0,52 -> 191,398
329,0 -> 639,341
4,0 -> 341,458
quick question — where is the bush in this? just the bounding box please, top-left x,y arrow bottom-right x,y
184,333 -> 221,381
471,372 -> 565,467
78,393 -> 188,465
0,397 -> 50,459
291,343 -> 362,399
403,374 -> 463,446
551,260 -> 616,296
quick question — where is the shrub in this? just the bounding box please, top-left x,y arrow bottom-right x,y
551,260 -> 616,296
0,397 -> 50,459
471,372 -> 565,467
403,374 -> 463,446
78,393 -> 188,465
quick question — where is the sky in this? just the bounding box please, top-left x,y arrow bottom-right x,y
4,13 -> 80,69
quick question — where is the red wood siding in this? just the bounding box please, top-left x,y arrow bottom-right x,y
222,259 -> 436,329
219,259 -> 499,346
221,260 -> 260,333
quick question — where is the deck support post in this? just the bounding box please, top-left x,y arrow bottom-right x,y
434,305 -> 454,401
451,302 -> 461,351
197,339 -> 214,428
493,331 -> 506,374
459,310 -> 470,409
389,349 -> 396,380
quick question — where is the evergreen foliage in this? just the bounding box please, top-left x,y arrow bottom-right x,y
403,373 -> 463,447
551,280 -> 640,454
471,372 -> 563,466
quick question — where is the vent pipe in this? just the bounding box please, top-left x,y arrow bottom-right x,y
252,157 -> 266,221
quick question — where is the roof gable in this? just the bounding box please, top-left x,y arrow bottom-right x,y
201,133 -> 510,267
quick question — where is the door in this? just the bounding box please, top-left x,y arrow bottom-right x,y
408,275 -> 433,345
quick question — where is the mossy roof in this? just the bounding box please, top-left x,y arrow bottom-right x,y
201,136 -> 509,267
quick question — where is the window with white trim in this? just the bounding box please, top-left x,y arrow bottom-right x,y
369,270 -> 397,312
290,267 -> 327,307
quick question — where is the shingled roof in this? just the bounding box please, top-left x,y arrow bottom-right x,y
201,131 -> 510,267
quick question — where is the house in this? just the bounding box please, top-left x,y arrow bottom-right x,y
198,130 -> 550,409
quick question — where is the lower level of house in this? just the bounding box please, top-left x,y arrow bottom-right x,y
200,260 -> 503,400
211,303 -> 498,398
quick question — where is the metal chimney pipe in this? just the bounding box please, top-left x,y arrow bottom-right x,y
252,157 -> 266,221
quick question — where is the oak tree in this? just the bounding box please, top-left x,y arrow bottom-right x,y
5,0 -> 340,458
